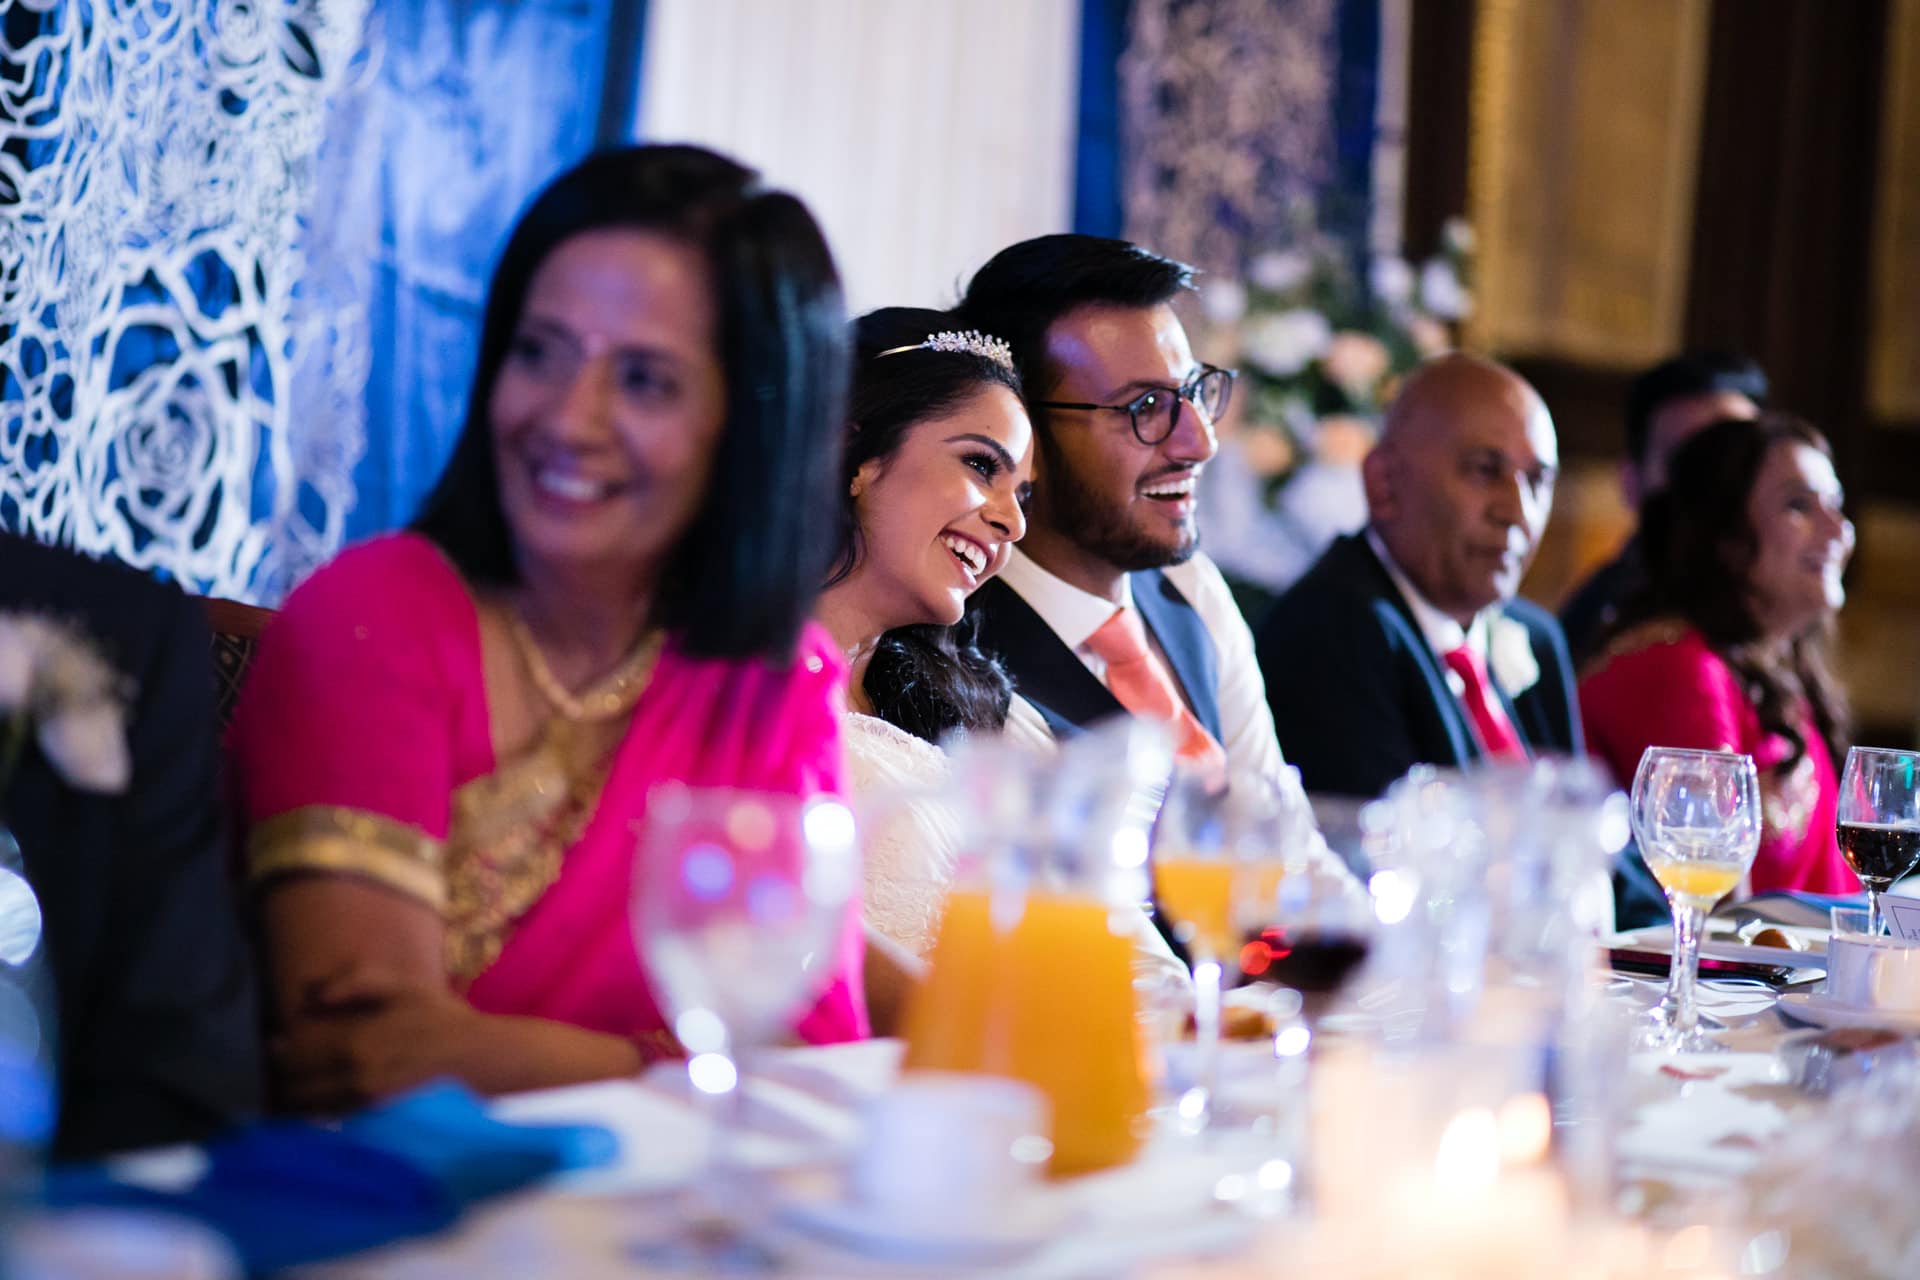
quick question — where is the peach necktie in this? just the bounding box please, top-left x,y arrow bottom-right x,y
1084,606 -> 1228,776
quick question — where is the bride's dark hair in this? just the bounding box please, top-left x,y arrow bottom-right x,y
827,307 -> 1024,743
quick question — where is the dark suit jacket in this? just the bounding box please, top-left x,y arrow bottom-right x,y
1254,532 -> 1583,801
1,534 -> 261,1158
966,569 -> 1223,743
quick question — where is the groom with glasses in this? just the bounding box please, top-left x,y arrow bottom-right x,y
956,234 -> 1288,787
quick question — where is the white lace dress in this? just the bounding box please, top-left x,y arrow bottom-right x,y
842,711 -> 1188,990
843,712 -> 961,959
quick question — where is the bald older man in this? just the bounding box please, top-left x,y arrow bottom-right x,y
1253,354 -> 1582,799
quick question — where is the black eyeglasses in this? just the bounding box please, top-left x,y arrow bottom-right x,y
1034,364 -> 1237,446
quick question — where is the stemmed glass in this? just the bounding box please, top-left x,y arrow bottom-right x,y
1152,771 -> 1298,1134
1152,771 -> 1285,1134
631,784 -> 860,1269
1836,747 -> 1920,938
1630,747 -> 1761,1052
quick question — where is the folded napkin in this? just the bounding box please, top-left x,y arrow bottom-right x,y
1722,890 -> 1867,930
43,1080 -> 617,1273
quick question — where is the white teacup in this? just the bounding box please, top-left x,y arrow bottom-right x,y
1824,933 -> 1920,1012
848,1072 -> 1051,1228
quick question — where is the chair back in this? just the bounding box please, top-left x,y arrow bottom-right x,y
199,597 -> 275,730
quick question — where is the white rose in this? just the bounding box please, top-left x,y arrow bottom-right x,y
1420,260 -> 1472,321
1200,278 -> 1248,325
38,702 -> 131,795
1322,331 -> 1392,395
1487,615 -> 1540,699
1407,314 -> 1451,358
1242,308 -> 1332,378
1369,256 -> 1415,307
1248,249 -> 1312,293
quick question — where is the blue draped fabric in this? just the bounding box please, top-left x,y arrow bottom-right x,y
1330,0 -> 1381,249
345,1 -> 648,542
1074,0 -> 1129,238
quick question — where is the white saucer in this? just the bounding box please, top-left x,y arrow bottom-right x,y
772,1180 -> 1074,1266
1777,991 -> 1920,1035
1610,925 -> 1827,968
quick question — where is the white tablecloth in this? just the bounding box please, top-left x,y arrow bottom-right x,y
292,975 -> 1842,1279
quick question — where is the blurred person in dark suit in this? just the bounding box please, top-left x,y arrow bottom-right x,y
0,532 -> 261,1158
1559,352 -> 1767,668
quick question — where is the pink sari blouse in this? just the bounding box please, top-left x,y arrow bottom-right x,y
230,533 -> 869,1055
1578,620 -> 1850,895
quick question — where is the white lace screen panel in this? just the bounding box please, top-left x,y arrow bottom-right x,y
0,1 -> 379,602
0,2 -> 640,601
637,0 -> 1081,313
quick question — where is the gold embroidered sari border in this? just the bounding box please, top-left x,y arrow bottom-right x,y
248,805 -> 447,911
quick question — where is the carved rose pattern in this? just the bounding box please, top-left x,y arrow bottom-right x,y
0,0 -> 375,600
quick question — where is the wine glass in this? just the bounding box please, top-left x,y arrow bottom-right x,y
1629,747 -> 1761,1052
1236,783 -> 1369,1213
631,784 -> 860,1269
1837,746 -> 1920,937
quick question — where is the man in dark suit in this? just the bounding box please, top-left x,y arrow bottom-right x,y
1558,352 -> 1766,668
955,235 -> 1291,786
1256,355 -> 1579,801
1,533 -> 261,1158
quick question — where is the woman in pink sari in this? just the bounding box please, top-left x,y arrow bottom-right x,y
230,145 -> 867,1112
1580,415 -> 1856,894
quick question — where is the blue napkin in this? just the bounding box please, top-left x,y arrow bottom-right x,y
44,1081 -> 618,1273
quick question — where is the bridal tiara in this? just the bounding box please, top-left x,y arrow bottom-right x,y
876,329 -> 1016,374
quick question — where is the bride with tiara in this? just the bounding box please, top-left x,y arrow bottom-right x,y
814,308 -> 1188,1029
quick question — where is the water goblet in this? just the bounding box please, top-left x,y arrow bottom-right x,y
631,784 -> 860,1269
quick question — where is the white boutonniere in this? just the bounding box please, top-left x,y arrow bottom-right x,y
0,613 -> 133,796
1486,614 -> 1540,700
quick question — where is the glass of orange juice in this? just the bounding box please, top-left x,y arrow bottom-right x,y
899,719 -> 1167,1177
1151,771 -> 1293,1134
900,886 -> 1151,1176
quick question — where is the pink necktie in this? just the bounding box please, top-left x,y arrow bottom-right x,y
1442,644 -> 1526,761
1084,607 -> 1227,776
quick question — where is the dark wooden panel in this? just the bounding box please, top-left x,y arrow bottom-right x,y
1684,0 -> 1892,492
1400,0 -> 1476,260
1505,357 -> 1635,464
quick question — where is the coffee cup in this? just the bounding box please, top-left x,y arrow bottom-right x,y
1824,932 -> 1920,1012
847,1072 -> 1051,1228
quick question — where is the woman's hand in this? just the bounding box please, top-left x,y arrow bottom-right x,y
272,965 -> 489,1114
272,963 -> 647,1114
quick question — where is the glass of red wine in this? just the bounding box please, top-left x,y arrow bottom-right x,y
1239,861 -> 1373,1025
1837,747 -> 1920,937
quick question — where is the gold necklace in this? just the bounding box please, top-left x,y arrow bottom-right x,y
507,611 -> 664,722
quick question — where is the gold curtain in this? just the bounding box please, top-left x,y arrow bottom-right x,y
1871,0 -> 1920,424
1467,0 -> 1711,368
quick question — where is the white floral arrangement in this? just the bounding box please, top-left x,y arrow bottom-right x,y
1200,214 -> 1475,502
0,614 -> 133,797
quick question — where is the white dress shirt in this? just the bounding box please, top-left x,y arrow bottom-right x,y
992,548 -> 1359,892
1365,526 -> 1488,703
995,547 -> 1286,786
